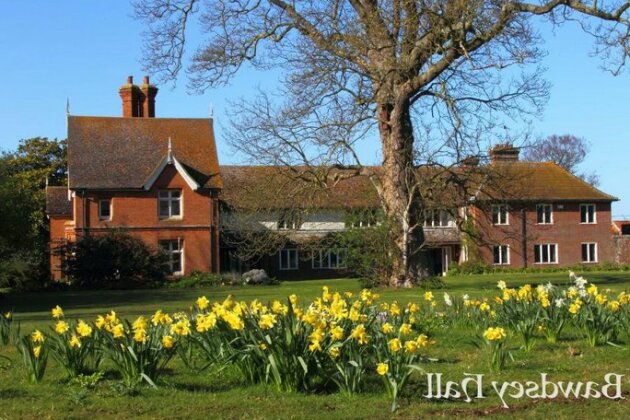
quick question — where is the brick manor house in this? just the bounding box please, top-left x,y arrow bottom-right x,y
46,77 -> 620,280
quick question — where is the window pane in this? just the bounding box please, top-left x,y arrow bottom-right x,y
582,244 -> 588,262
159,200 -> 170,217
493,246 -> 500,264
171,199 -> 181,216
502,246 -> 508,264
534,245 -> 540,263
329,250 -> 338,268
590,244 -> 596,261
588,205 -> 594,223
550,245 -> 556,263
580,205 -> 587,223
290,250 -> 298,269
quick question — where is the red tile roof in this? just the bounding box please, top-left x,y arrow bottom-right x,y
45,186 -> 72,216
68,116 -> 222,190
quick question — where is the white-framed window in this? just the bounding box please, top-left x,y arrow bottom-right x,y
581,242 -> 598,263
279,249 -> 298,270
580,204 -> 596,224
98,199 -> 112,220
278,210 -> 302,230
534,243 -> 558,264
492,205 -> 509,225
493,245 -> 510,265
424,209 -> 453,228
160,239 -> 183,275
312,249 -> 347,269
159,190 -> 182,219
536,204 -> 553,224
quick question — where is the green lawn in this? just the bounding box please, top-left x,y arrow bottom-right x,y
1,271 -> 630,419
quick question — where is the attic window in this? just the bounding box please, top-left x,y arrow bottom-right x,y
159,190 -> 182,219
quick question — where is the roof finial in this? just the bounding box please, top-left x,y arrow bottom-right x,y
66,98 -> 71,115
167,137 -> 173,164
209,103 -> 214,119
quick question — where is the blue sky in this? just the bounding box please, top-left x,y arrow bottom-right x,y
1,2 -> 629,217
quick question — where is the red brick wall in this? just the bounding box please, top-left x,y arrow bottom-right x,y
471,201 -> 615,268
615,236 -> 630,264
71,165 -> 219,275
49,215 -> 73,281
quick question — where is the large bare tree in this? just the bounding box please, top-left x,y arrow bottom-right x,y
135,0 -> 630,286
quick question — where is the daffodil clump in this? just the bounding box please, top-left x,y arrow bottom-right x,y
17,330 -> 48,383
94,309 -> 183,387
482,326 -> 508,371
46,306 -> 98,377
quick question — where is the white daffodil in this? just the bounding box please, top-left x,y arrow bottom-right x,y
575,276 -> 587,289
554,298 -> 565,308
497,280 -> 507,290
443,293 -> 453,307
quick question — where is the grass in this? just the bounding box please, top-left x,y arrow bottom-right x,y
1,271 -> 630,419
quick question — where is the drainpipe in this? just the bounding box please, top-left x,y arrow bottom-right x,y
521,207 -> 527,268
81,189 -> 88,236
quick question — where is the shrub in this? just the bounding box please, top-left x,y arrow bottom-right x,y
59,230 -> 169,289
168,271 -> 223,289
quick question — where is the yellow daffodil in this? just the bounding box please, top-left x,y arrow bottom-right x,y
196,296 -> 210,311
95,315 -> 107,329
483,327 -> 506,341
4,311 -> 12,320
111,323 -> 125,339
568,303 -> 581,315
350,324 -> 369,345
133,328 -> 147,343
31,329 -> 44,343
376,362 -> 389,376
608,301 -> 621,312
69,334 -> 81,348
330,325 -> 344,341
404,340 -> 418,354
55,321 -> 69,335
76,320 -> 93,337
170,319 -> 191,336
416,334 -> 432,347
479,302 -> 490,312
382,323 -> 394,334
399,323 -> 412,336
289,294 -> 298,306
51,305 -> 64,319
388,338 -> 402,353
258,314 -> 276,330
329,346 -> 340,359
424,291 -> 434,301
595,294 -> 607,305
33,346 -> 41,359
389,303 -> 401,316
162,335 -> 174,349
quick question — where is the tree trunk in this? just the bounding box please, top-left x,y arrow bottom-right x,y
377,99 -> 427,288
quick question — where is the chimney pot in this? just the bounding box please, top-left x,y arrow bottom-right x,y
127,75 -> 133,84
143,75 -> 150,84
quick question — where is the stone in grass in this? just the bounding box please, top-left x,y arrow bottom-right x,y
242,269 -> 275,285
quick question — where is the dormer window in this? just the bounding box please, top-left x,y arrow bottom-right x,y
98,199 -> 111,220
159,190 -> 182,219
424,209 -> 453,228
346,209 -> 378,228
492,205 -> 509,225
278,210 -> 302,230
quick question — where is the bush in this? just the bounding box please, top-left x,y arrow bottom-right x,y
0,251 -> 45,291
59,231 -> 169,289
167,271 -> 223,289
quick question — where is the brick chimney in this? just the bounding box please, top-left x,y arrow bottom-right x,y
490,144 -> 520,163
119,76 -> 142,117
140,76 -> 158,118
119,76 -> 158,118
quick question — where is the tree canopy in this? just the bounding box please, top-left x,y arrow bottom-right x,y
135,1 -> 630,286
